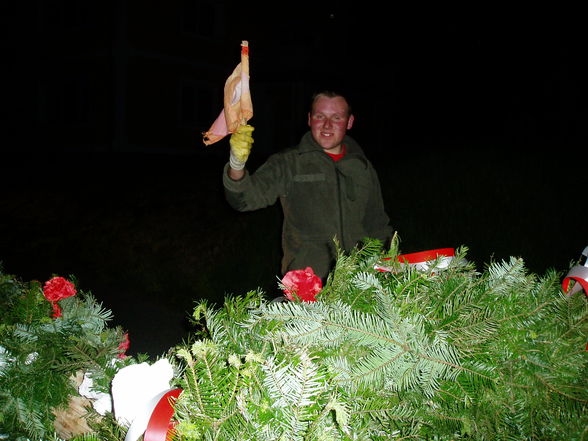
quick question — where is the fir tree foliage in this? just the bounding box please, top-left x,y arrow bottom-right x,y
172,238 -> 588,440
0,270 -> 133,440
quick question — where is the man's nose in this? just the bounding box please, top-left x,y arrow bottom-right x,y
322,117 -> 332,128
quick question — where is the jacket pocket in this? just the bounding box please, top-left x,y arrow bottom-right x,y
293,173 -> 325,182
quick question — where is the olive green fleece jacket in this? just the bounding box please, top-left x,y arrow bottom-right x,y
223,131 -> 393,279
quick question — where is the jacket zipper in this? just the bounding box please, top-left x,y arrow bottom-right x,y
335,165 -> 345,250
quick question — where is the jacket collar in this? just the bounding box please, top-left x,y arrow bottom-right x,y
297,131 -> 365,158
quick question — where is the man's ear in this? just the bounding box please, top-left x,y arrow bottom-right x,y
347,114 -> 355,130
307,112 -> 312,127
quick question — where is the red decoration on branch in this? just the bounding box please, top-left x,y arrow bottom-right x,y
281,267 -> 322,302
118,333 -> 131,359
42,276 -> 77,318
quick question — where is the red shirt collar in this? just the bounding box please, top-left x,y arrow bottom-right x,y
325,144 -> 346,162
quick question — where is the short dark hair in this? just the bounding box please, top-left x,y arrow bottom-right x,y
310,91 -> 352,116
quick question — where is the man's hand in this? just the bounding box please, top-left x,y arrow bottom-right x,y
229,124 -> 254,171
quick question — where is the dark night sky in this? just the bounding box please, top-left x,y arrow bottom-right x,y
1,4 -> 587,355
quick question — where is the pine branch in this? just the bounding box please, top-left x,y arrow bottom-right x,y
171,243 -> 588,440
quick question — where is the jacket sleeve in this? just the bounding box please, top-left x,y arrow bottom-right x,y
222,154 -> 287,212
363,164 -> 394,243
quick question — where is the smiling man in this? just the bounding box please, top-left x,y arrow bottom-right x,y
223,91 -> 393,280
308,93 -> 355,155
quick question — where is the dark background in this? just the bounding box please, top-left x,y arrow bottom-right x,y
1,3 -> 586,356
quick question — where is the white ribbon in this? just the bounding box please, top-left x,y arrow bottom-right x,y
111,359 -> 174,440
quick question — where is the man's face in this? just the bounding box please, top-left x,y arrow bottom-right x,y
308,96 -> 354,154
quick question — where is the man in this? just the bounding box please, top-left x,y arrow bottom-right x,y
223,91 -> 393,280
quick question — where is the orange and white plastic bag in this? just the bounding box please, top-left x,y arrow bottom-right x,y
203,41 -> 253,145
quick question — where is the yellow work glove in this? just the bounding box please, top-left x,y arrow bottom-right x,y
229,124 -> 254,170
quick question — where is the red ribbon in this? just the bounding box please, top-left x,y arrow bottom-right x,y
561,264 -> 588,351
396,248 -> 455,264
376,248 -> 455,273
143,388 -> 183,441
562,265 -> 588,298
